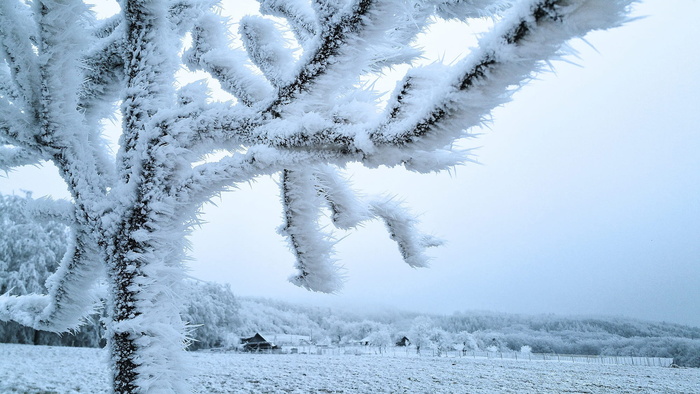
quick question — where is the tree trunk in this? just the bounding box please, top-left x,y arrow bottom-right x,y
106,207 -> 189,393
108,251 -> 141,393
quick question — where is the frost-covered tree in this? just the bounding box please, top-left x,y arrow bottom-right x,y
366,327 -> 392,353
429,327 -> 453,356
0,193 -> 83,346
0,192 -> 106,347
0,0 -> 637,391
409,315 -> 435,354
454,330 -> 479,352
181,279 -> 239,350
0,193 -> 67,297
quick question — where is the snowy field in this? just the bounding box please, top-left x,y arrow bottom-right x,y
1,344 -> 699,393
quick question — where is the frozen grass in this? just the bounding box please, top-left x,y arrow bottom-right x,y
1,344 -> 698,393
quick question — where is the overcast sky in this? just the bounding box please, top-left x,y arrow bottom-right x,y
1,1 -> 698,327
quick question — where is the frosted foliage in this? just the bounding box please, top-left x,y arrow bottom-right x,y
181,280 -> 239,350
0,194 -> 67,296
0,0 -> 637,392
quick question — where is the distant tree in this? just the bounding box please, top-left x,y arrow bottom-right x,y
409,316 -> 435,354
0,0 -> 637,391
180,280 -> 239,350
366,326 -> 392,353
0,193 -> 67,296
454,330 -> 478,353
0,193 -> 103,346
429,327 -> 452,356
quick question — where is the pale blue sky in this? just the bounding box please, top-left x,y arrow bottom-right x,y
1,1 -> 698,326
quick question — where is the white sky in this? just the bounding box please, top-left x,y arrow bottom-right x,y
2,1 -> 698,327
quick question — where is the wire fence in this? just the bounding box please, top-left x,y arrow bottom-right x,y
246,346 -> 673,367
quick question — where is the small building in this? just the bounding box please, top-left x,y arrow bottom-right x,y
240,333 -> 279,352
395,336 -> 410,347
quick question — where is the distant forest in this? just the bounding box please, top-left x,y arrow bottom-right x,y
232,297 -> 700,367
2,283 -> 699,367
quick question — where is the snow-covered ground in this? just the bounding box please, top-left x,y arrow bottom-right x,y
1,344 -> 698,393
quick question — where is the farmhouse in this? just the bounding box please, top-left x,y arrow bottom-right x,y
240,333 -> 279,352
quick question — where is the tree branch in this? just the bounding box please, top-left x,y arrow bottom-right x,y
373,0 -> 637,151
369,197 -> 443,268
184,13 -> 273,106
79,25 -> 125,120
0,145 -> 40,170
0,0 -> 40,115
257,0 -> 317,44
313,166 -> 442,269
280,169 -> 343,293
434,0 -> 511,21
239,16 -> 296,88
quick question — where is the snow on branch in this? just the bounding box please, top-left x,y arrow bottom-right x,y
280,169 -> 343,293
0,0 -> 639,389
176,145 -> 354,207
257,0 -> 317,44
91,13 -> 122,39
184,12 -> 273,106
0,64 -> 22,105
0,293 -> 50,328
25,196 -> 75,225
313,165 -> 371,229
272,0 -> 427,108
372,0 -> 637,152
311,166 -> 442,269
38,231 -> 103,332
179,0 -> 637,178
0,89 -> 42,156
0,145 -> 39,170
239,16 -> 296,88
434,0 -> 511,21
79,24 -> 125,119
33,0 -> 91,149
0,0 -> 40,114
370,197 -> 443,268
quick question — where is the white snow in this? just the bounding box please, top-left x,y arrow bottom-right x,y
1,343 -> 698,393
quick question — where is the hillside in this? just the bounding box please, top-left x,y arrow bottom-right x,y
234,297 -> 700,367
